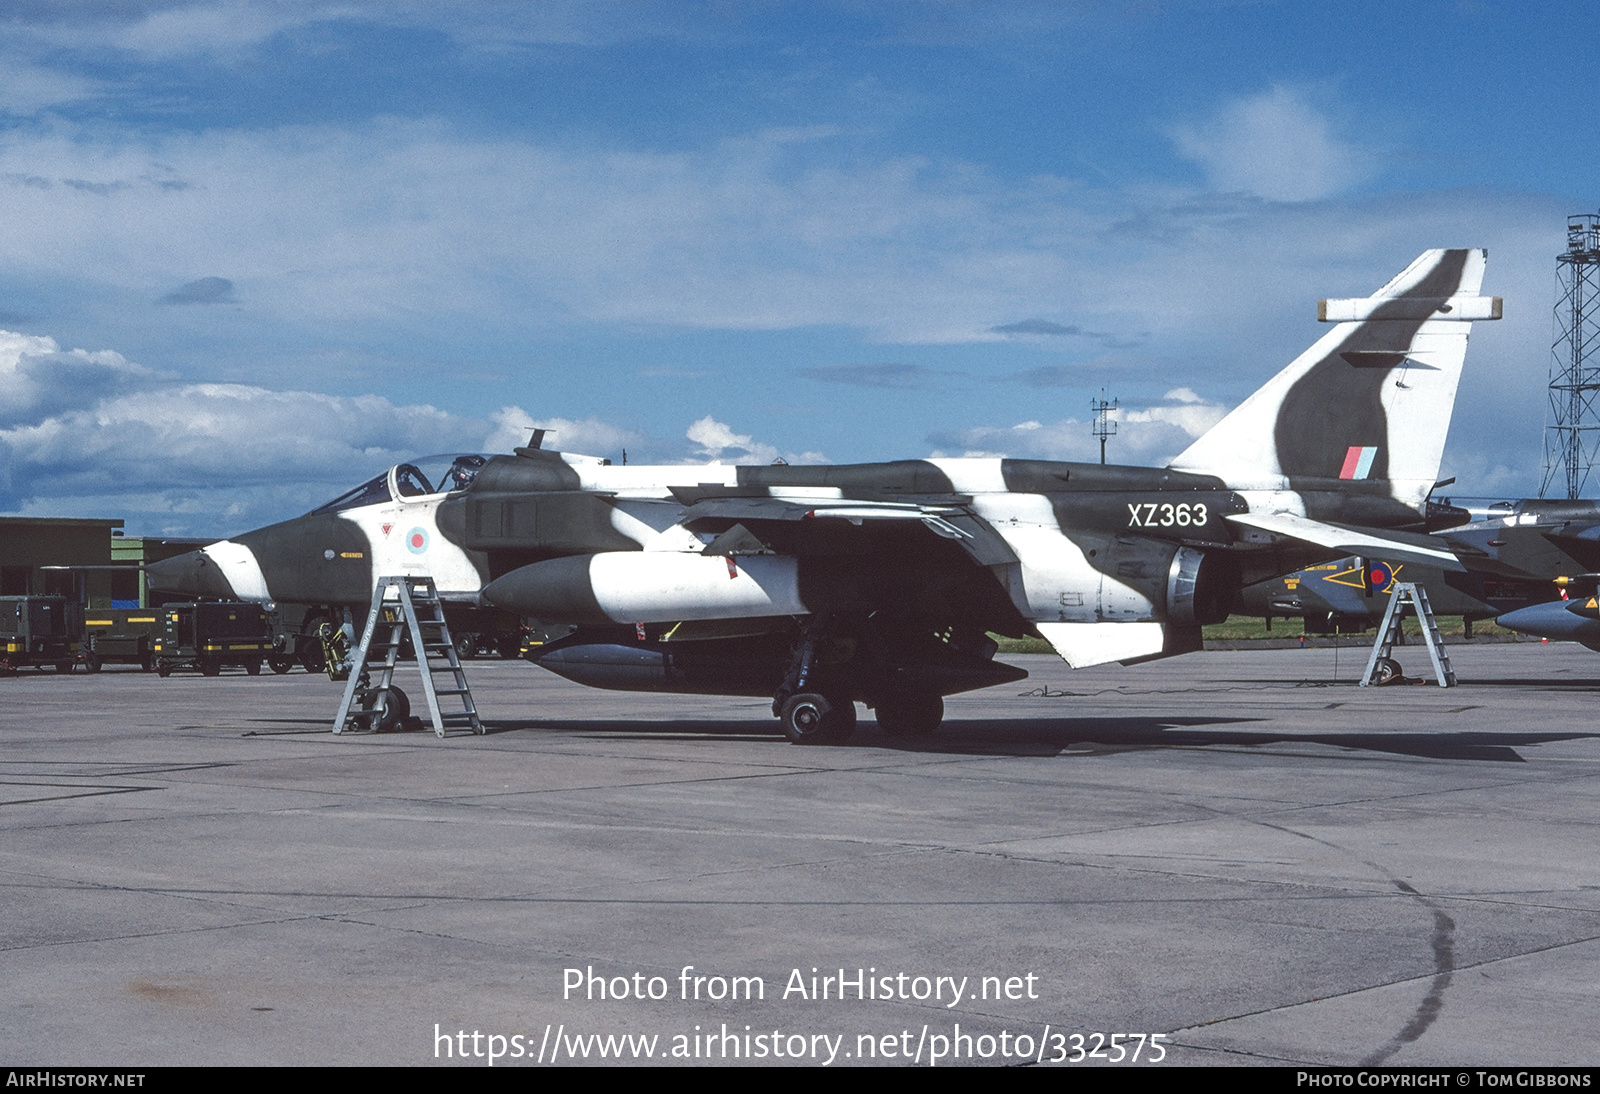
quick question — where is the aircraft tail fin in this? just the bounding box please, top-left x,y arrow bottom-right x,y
1168,249 -> 1498,513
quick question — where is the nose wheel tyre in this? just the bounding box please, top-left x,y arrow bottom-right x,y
1372,657 -> 1403,685
875,692 -> 944,738
268,656 -> 295,674
780,692 -> 856,745
360,685 -> 412,733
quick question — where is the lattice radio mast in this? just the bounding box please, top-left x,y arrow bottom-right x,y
1091,389 -> 1118,465
1542,212 -> 1600,498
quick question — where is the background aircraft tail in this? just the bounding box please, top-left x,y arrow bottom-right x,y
1169,249 -> 1498,514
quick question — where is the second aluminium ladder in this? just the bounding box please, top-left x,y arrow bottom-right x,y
1358,581 -> 1457,688
333,575 -> 484,737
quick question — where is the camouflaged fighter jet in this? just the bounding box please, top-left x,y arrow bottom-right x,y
1237,552 -> 1552,635
147,248 -> 1497,743
1438,498 -> 1600,647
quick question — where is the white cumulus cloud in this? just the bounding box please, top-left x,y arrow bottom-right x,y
687,416 -> 779,464
685,416 -> 825,465
1170,86 -> 1375,202
0,329 -> 163,426
0,328 -> 842,533
928,389 -> 1226,464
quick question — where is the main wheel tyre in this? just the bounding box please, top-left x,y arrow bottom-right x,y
268,656 -> 294,675
876,692 -> 944,738
1373,657 -> 1403,685
780,692 -> 856,745
244,660 -> 261,676
84,654 -> 103,674
54,660 -> 74,674
156,662 -> 172,678
361,685 -> 412,733
200,660 -> 221,677
455,633 -> 478,660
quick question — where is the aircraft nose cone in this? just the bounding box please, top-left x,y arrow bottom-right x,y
1496,601 -> 1597,641
146,549 -> 240,600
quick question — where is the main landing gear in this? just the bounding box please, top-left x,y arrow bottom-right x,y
771,616 -> 947,745
773,617 -> 856,745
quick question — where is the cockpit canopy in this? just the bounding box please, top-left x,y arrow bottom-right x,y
309,453 -> 489,515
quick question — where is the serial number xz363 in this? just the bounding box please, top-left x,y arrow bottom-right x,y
1126,502 -> 1208,528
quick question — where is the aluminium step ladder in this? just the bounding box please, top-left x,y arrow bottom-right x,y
1358,581 -> 1456,688
333,575 -> 483,737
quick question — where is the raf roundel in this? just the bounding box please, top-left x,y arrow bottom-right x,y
405,527 -> 429,555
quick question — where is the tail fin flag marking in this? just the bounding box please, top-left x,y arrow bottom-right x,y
1339,446 -> 1378,480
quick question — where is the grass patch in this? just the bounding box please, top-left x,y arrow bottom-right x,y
993,613 -> 1513,652
993,634 -> 1056,654
1206,613 -> 1509,639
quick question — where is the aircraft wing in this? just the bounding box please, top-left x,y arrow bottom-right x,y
1226,511 -> 1465,570
678,496 -> 1019,567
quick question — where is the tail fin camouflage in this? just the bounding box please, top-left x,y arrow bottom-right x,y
1169,249 -> 1497,519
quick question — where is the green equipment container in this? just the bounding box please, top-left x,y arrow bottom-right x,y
0,596 -> 82,673
80,608 -> 165,672
152,601 -> 273,677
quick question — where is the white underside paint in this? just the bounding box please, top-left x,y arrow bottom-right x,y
201,540 -> 272,602
925,457 -> 1009,494
971,493 -> 1156,623
588,553 -> 806,623
612,499 -> 695,548
1035,621 -> 1166,668
342,496 -> 485,601
568,462 -> 739,497
1226,511 -> 1464,570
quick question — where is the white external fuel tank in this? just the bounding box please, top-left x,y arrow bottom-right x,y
482,552 -> 807,624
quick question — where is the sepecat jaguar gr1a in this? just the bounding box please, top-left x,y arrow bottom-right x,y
149,249 -> 1497,743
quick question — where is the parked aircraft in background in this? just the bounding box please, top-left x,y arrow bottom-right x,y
1237,554 -> 1553,634
1445,497 -> 1600,647
1244,495 -> 1600,645
149,249 -> 1498,742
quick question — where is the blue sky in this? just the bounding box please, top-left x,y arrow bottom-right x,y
0,1 -> 1591,534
